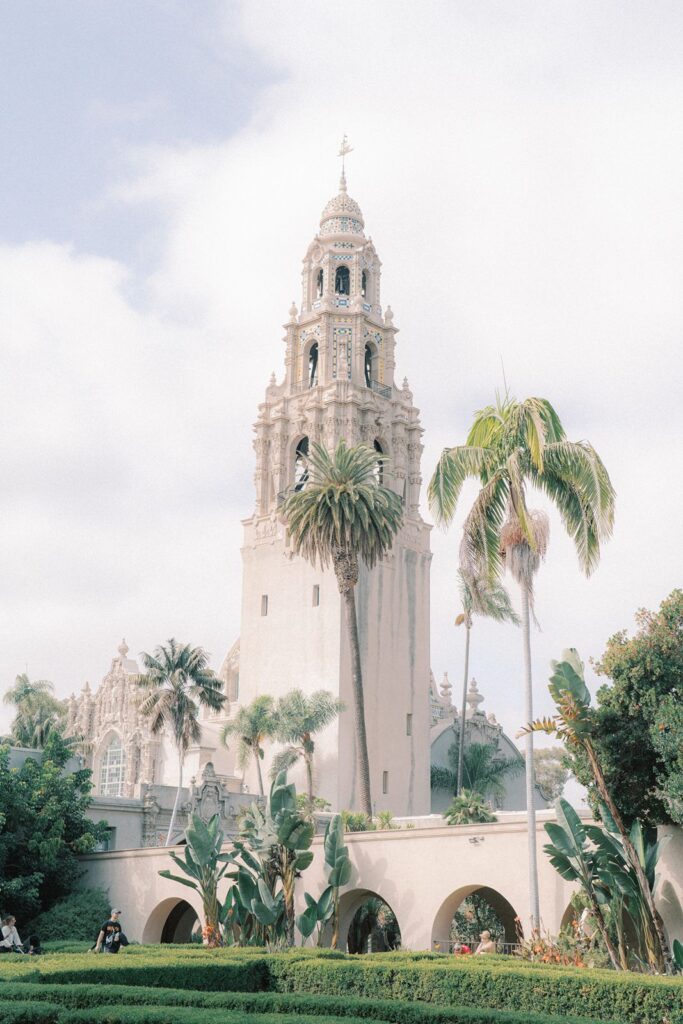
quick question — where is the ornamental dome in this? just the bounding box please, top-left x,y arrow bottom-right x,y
319,172 -> 365,237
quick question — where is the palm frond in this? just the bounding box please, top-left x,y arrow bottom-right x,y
428,445 -> 486,525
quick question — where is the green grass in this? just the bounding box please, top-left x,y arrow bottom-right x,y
0,946 -> 681,1024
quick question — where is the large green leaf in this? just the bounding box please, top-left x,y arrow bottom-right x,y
549,650 -> 591,709
158,869 -> 198,891
296,903 -> 319,938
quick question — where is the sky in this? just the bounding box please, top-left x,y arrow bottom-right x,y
1,1 -> 682,762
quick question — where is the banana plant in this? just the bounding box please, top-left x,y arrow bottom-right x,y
296,813 -> 352,947
520,649 -> 674,973
543,798 -> 621,970
158,813 -> 234,946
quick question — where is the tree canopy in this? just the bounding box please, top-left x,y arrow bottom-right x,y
567,590 -> 683,826
0,733 -> 107,924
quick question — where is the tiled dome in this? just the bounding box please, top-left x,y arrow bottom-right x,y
319,174 -> 365,236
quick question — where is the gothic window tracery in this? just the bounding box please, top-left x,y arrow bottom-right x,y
335,266 -> 350,295
99,735 -> 126,797
294,436 -> 309,491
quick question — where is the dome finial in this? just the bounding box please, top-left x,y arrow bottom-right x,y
337,133 -> 353,193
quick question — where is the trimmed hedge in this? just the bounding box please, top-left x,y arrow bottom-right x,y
1,949 -> 682,1024
0,1004 -> 60,1024
0,983 -> 616,1024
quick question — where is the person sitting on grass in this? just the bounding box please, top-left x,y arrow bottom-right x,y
0,916 -> 24,953
26,935 -> 43,955
474,930 -> 496,954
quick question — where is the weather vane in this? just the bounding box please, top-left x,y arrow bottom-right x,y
338,133 -> 353,177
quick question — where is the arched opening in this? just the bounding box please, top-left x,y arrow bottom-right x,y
361,270 -> 368,298
308,343 -> 319,387
142,897 -> 201,944
316,268 -> 323,298
98,733 -> 126,797
335,265 -> 350,295
294,436 -> 309,492
431,885 -> 521,953
364,344 -> 373,387
373,439 -> 384,485
336,889 -> 401,954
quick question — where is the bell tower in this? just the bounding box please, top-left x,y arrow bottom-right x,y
237,164 -> 431,815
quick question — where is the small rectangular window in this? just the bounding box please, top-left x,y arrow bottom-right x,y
406,714 -> 412,736
261,595 -> 268,616
312,584 -> 320,607
382,771 -> 389,795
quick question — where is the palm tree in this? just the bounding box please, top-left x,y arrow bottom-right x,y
282,440 -> 404,817
220,694 -> 277,797
454,569 -> 519,795
431,740 -> 523,804
136,639 -> 225,846
4,673 -> 65,748
271,689 -> 344,804
428,394 -> 615,929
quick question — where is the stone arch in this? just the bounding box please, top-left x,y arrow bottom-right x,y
336,888 -> 402,953
431,884 -> 521,949
364,340 -> 379,387
291,434 -> 309,491
142,897 -> 201,944
301,338 -> 319,388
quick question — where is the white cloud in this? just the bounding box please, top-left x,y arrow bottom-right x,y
2,1 -> 682,746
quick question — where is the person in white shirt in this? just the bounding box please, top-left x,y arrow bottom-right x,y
0,916 -> 23,952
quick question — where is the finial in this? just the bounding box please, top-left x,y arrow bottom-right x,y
385,305 -> 394,324
466,677 -> 484,715
338,133 -> 353,192
288,301 -> 298,320
83,680 -> 91,694
118,638 -> 129,658
402,376 -> 409,391
269,371 -> 276,386
439,671 -> 452,700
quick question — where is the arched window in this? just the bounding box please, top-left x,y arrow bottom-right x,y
99,735 -> 126,797
361,270 -> 368,298
335,266 -> 350,295
364,344 -> 373,387
374,439 -> 384,485
294,436 -> 309,491
316,268 -> 323,298
308,343 -> 318,387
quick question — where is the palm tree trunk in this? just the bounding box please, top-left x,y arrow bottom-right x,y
342,587 -> 373,818
166,751 -> 184,847
255,750 -> 265,796
585,741 -> 672,973
305,752 -> 314,806
520,580 -> 540,932
457,620 -> 471,797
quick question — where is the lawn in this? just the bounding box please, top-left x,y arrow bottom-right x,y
0,947 -> 681,1024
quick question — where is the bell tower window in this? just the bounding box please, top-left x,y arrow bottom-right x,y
374,439 -> 384,485
294,436 -> 309,491
335,266 -> 350,295
316,268 -> 323,298
308,343 -> 318,387
361,270 -> 368,297
364,344 -> 373,387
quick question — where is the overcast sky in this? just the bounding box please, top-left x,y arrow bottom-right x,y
1,1 -> 681,756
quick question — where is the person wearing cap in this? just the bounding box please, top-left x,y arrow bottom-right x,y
94,909 -> 123,954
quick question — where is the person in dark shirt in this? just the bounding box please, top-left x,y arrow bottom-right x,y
95,909 -> 123,953
26,935 -> 43,955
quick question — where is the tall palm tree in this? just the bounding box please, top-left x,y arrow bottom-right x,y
4,673 -> 65,748
220,694 -> 277,797
454,568 -> 519,795
271,689 -> 345,804
136,639 -> 225,846
431,740 -> 523,804
428,394 -> 615,929
282,440 -> 404,817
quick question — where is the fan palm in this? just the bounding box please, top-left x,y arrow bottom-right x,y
454,569 -> 519,795
431,740 -> 523,804
282,439 -> 404,817
271,689 -> 345,804
429,393 -> 615,928
4,673 -> 65,748
136,639 -> 225,846
220,694 -> 277,797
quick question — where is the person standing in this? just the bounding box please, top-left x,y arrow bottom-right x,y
94,908 -> 123,954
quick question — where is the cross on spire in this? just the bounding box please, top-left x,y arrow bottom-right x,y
337,133 -> 353,191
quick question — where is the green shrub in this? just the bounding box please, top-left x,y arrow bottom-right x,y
0,1003 -> 60,1024
28,889 -> 111,942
